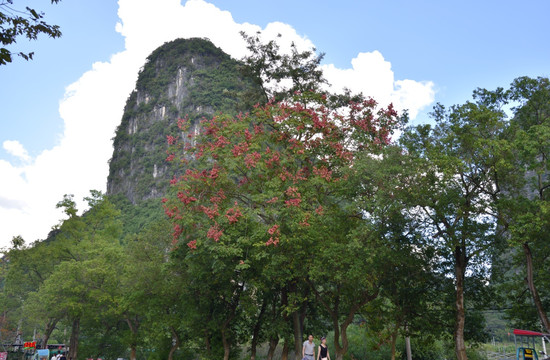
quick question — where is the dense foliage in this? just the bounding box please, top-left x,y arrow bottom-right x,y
1,33 -> 550,360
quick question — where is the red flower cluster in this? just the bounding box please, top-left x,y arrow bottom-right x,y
232,142 -> 249,157
200,204 -> 219,219
244,152 -> 261,168
313,166 -> 332,181
214,135 -> 230,149
164,205 -> 179,219
177,191 -> 197,205
264,150 -> 280,168
187,240 -> 197,250
209,167 -> 220,179
268,224 -> 279,235
166,135 -> 178,145
253,124 -> 264,135
266,197 -> 278,204
207,223 -> 223,242
225,202 -> 243,224
172,223 -> 183,239
266,224 -> 280,246
284,187 -> 301,207
177,117 -> 188,130
210,189 -> 226,204
315,205 -> 324,215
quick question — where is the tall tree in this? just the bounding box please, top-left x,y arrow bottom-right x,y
23,191 -> 123,359
500,76 -> 550,332
400,96 -> 510,360
164,89 -> 398,359
351,146 -> 447,360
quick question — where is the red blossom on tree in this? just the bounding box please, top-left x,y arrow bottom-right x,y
231,142 -> 249,157
284,186 -> 302,207
166,135 -> 178,145
313,166 -> 332,181
206,223 -> 223,242
225,203 -> 243,224
268,224 -> 279,235
200,204 -> 219,220
244,151 -> 261,169
164,90 -> 400,252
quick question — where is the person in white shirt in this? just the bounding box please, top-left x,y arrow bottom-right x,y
302,334 -> 315,360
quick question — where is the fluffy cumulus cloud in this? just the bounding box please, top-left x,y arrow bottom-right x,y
322,51 -> 434,119
3,140 -> 31,162
0,0 -> 435,248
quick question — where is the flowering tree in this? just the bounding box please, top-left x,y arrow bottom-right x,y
163,90 -> 399,359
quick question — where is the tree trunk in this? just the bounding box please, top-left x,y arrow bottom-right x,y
251,298 -> 267,360
454,246 -> 468,360
67,317 -> 80,360
168,341 -> 178,360
293,310 -> 304,360
41,318 -> 59,349
332,314 -> 344,360
405,336 -> 412,360
168,327 -> 180,360
390,322 -> 399,360
204,329 -> 211,355
281,339 -> 289,360
125,317 -> 139,360
524,242 -> 550,333
222,328 -> 231,360
266,336 -> 279,360
331,293 -> 377,360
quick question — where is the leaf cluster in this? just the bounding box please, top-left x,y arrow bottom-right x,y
0,0 -> 61,65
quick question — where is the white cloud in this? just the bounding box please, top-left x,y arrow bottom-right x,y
322,51 -> 435,119
0,0 -> 435,248
3,140 -> 31,162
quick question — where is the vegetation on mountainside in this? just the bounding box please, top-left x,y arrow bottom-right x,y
107,38 -> 262,204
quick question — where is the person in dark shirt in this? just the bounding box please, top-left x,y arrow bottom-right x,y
317,336 -> 330,360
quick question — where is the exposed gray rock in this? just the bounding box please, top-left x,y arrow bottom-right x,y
107,38 -> 258,204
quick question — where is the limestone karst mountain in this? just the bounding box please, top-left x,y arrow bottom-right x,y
107,38 -> 259,204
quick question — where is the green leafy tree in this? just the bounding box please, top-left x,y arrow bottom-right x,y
349,145 -> 450,360
1,233 -> 70,347
240,31 -> 326,104
24,191 -> 123,359
118,219 -> 191,360
499,76 -> 550,332
400,96 -> 511,360
0,0 -> 62,65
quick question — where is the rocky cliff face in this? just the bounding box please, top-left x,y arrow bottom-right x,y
107,38 -> 257,204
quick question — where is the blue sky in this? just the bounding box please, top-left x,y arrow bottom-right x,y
2,0 -> 549,156
0,0 -> 548,246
